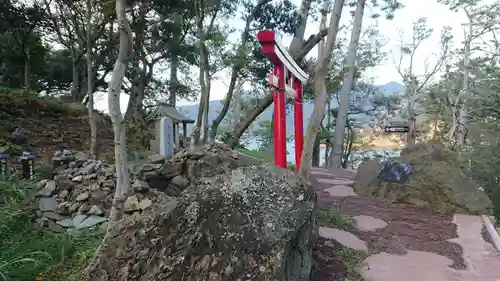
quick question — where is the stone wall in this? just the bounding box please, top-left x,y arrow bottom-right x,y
32,144 -> 263,233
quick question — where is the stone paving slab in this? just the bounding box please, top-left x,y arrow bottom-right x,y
310,167 -> 500,281
319,226 -> 368,251
323,186 -> 357,197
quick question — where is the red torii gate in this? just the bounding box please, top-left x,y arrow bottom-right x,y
257,31 -> 309,172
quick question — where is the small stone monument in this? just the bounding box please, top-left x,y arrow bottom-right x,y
159,117 -> 175,160
149,103 -> 195,156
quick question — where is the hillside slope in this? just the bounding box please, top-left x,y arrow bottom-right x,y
0,89 -> 114,160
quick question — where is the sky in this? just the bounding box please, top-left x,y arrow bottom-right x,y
94,0 -> 471,112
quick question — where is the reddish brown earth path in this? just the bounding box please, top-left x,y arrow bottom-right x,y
310,167 -> 500,281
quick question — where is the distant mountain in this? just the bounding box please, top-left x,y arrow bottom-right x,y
378,81 -> 405,96
178,81 -> 405,136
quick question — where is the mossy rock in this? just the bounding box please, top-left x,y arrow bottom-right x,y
354,141 -> 493,215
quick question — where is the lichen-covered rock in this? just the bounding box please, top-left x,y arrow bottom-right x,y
81,163 -> 317,281
354,141 -> 493,215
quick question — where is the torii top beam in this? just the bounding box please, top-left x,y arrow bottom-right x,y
257,31 -> 309,83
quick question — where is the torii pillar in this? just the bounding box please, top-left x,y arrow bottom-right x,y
257,31 -> 309,172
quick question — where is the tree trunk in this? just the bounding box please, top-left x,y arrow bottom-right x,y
71,58 -> 80,101
124,78 -> 147,121
86,0 -> 97,158
323,143 -> 330,167
457,18 -> 471,146
202,44 -> 211,143
312,135 -> 320,167
169,53 -> 179,105
405,85 -> 416,147
24,51 -> 30,89
329,0 -> 365,168
341,122 -> 353,168
299,0 -> 345,181
230,82 -> 244,131
407,117 -> 416,146
193,39 -> 208,144
107,0 -> 133,225
300,75 -> 328,177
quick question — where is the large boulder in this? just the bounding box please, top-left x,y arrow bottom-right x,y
81,163 -> 317,281
354,141 -> 493,215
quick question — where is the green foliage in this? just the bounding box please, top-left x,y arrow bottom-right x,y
251,120 -> 294,153
34,165 -> 54,181
0,0 -> 50,91
251,120 -> 274,152
463,145 -> 500,219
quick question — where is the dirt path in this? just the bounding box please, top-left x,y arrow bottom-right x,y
311,167 -> 500,281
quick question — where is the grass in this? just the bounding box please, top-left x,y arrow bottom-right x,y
236,147 -> 297,170
317,208 -> 355,230
335,246 -> 363,281
0,179 -> 103,281
316,209 -> 363,281
236,147 -> 274,162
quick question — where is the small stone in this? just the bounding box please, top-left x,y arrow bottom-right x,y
224,264 -> 234,276
171,175 -> 189,188
90,190 -> 107,201
132,180 -> 149,192
68,202 -> 82,213
102,179 -> 115,187
88,182 -> 100,191
148,154 -> 165,164
76,192 -> 89,201
87,205 -> 103,216
78,203 -> 91,214
141,163 -> 163,172
37,179 -> 49,189
47,220 -> 66,233
138,198 -> 152,210
42,211 -> 69,221
72,175 -> 83,182
84,173 -> 98,180
73,214 -> 108,229
36,217 -> 48,227
59,190 -> 69,198
38,197 -> 58,212
36,181 -> 56,197
80,163 -> 96,175
56,218 -> 74,228
124,195 -> 140,212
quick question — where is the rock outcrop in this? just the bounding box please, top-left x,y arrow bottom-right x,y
81,163 -> 317,281
354,141 -> 493,215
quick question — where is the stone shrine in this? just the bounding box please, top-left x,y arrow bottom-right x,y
149,103 -> 194,158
